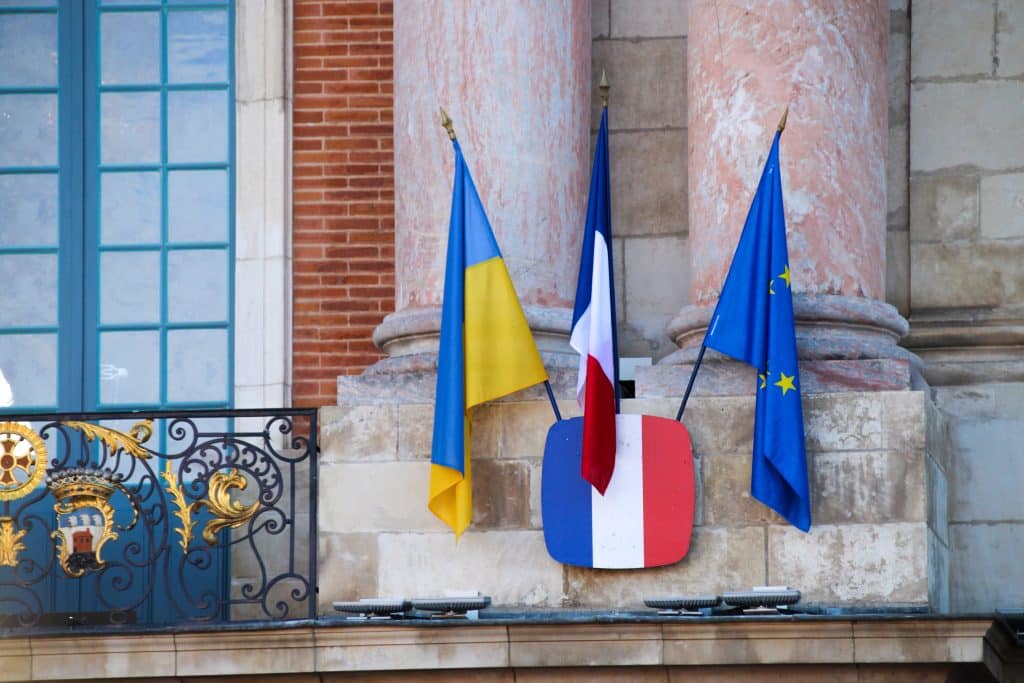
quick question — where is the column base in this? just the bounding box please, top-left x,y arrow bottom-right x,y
337,305 -> 579,404
903,307 -> 1024,386
640,294 -> 922,397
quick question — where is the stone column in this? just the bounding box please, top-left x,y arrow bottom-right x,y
353,0 -> 590,400
651,0 -> 916,395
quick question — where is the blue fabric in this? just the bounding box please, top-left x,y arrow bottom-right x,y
570,107 -> 620,401
703,132 -> 811,531
431,140 -> 470,475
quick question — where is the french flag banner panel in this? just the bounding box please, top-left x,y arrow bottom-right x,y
541,414 -> 694,569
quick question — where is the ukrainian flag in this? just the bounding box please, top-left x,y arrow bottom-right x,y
429,139 -> 548,537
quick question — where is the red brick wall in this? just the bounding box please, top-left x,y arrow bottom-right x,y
292,0 -> 395,407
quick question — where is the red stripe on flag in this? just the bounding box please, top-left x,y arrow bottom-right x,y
581,354 -> 616,494
642,415 -> 694,566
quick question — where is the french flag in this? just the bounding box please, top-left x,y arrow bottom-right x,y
541,414 -> 694,569
570,106 -> 618,495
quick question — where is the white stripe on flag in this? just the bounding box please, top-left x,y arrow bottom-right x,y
588,233 -> 616,385
591,415 -> 643,568
569,305 -> 591,403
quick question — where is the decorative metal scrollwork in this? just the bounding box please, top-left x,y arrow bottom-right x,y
60,419 -> 153,459
0,422 -> 48,502
0,516 -> 26,567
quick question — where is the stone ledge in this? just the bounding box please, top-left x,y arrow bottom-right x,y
0,617 -> 1011,681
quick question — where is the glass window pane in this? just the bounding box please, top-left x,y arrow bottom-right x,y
101,172 -> 161,244
0,13 -> 58,87
168,170 -> 227,243
167,328 -> 226,403
0,173 -> 58,247
0,94 -> 57,167
167,249 -> 227,323
0,253 -> 57,326
167,90 -> 227,163
101,11 -> 160,85
0,333 -> 56,408
100,251 -> 161,325
101,92 -> 160,165
0,1 -> 56,6
100,331 -> 160,405
168,10 -> 228,84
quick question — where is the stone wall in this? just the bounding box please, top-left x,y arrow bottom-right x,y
591,0 -> 690,362
904,0 -> 1024,613
317,391 -> 940,611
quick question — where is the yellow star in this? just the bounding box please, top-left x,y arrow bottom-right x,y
759,372 -> 767,389
769,278 -> 775,295
778,264 -> 792,288
774,372 -> 797,396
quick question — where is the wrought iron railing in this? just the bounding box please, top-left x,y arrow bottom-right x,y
0,408 -> 317,631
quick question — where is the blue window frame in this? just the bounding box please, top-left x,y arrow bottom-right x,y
0,0 -> 235,414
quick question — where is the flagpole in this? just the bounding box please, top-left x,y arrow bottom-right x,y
675,344 -> 705,421
439,107 -> 563,423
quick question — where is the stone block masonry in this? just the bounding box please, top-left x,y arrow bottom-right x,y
317,391 -> 945,612
292,0 -> 396,407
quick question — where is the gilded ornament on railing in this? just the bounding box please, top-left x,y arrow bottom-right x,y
162,468 -> 195,553
196,469 -> 260,545
0,422 -> 47,501
61,419 -> 153,459
0,516 -> 26,567
48,468 -> 138,577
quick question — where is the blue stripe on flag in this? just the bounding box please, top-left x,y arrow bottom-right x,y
540,417 -> 593,567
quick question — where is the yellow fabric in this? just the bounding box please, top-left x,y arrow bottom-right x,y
427,256 -> 547,538
464,256 -> 548,406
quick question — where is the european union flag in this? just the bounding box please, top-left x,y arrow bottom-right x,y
703,129 -> 811,531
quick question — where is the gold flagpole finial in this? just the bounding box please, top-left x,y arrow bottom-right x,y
440,107 -> 456,141
777,104 -> 789,133
599,70 -> 610,108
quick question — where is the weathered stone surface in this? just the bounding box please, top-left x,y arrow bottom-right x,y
980,172 -> 1024,239
812,450 -> 926,524
701,454 -> 777,525
397,402 -> 432,460
517,668 -> 668,683
591,38 -> 686,130
911,81 -> 1024,172
500,400 -> 574,459
997,0 -> 1024,76
317,532 -> 380,608
880,391 -> 925,450
928,527 -> 951,614
909,175 -> 979,243
592,0 -> 610,39
564,526 -> 765,606
887,125 -> 908,226
669,666 -> 858,682
852,619 -> 992,664
610,0 -> 687,37
911,242 -> 1024,308
804,393 -> 884,452
510,624 -> 663,667
317,627 -> 509,673
610,130 -> 687,237
319,405 -> 398,463
0,640 -> 30,683
950,522 -> 1024,612
175,630 -> 317,677
472,459 -> 531,529
886,229 -> 910,315
910,0 -> 994,79
470,402 -> 502,460
323,672 -> 514,683
889,32 -> 909,126
30,635 -> 176,680
768,523 -> 928,603
663,622 -> 854,666
948,418 -> 1024,522
676,395 -> 753,456
319,462 -> 445,533
378,530 -> 564,606
926,454 -> 949,546
623,235 -> 690,359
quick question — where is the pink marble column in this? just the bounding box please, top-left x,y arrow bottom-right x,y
369,0 -> 590,385
656,0 -> 916,393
